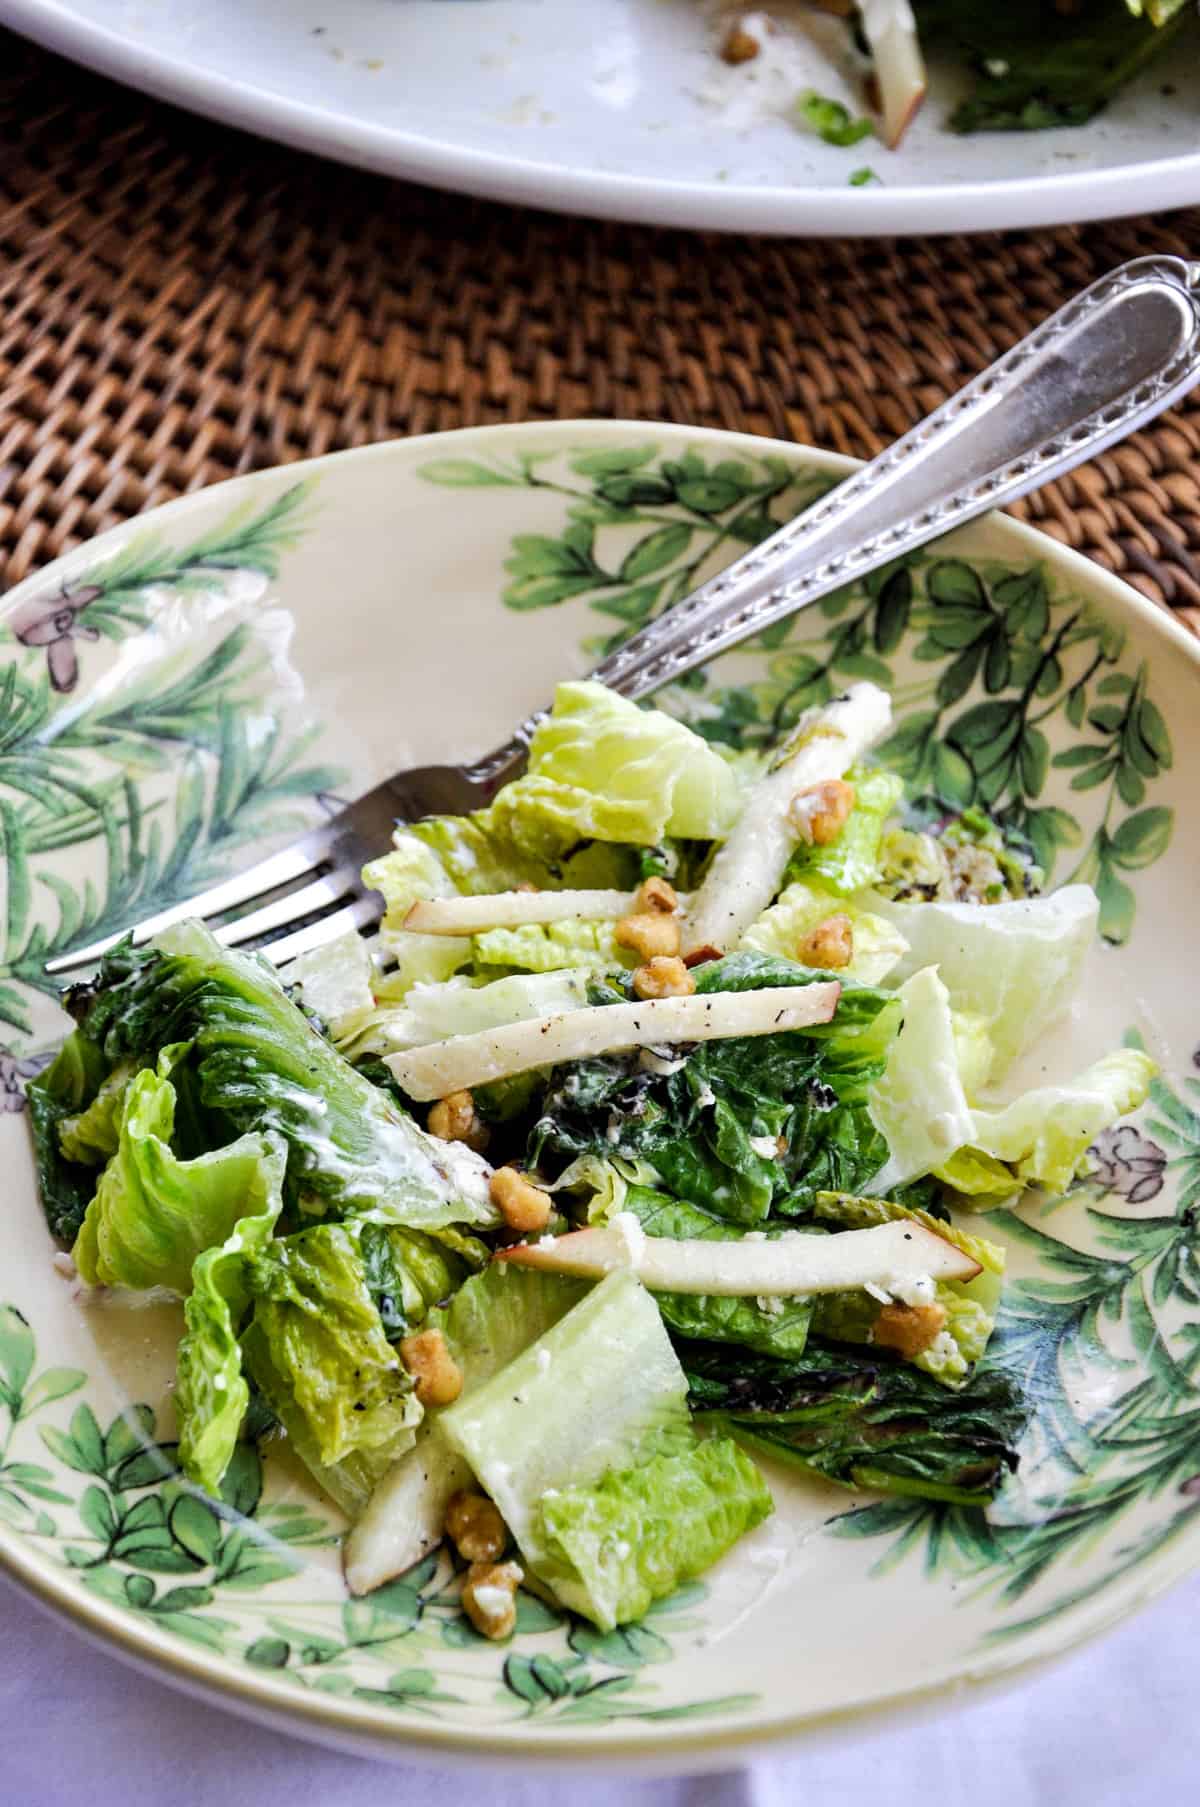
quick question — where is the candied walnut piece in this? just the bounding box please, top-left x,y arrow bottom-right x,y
797,913 -> 854,971
788,778 -> 856,846
632,955 -> 696,1000
635,876 -> 679,914
615,910 -> 681,961
461,1559 -> 523,1641
445,1490 -> 508,1563
427,1088 -> 490,1154
399,1328 -> 464,1408
490,1166 -> 553,1234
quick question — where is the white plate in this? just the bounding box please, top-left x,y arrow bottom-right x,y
3,0 -> 1199,234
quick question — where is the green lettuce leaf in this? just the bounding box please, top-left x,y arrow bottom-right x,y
72,920 -> 496,1230
472,920 -> 633,976
26,1028 -> 111,1242
175,1133 -> 288,1496
868,967 -> 975,1192
970,1048 -> 1157,1194
359,1222 -> 485,1340
241,1222 -> 423,1514
58,1058 -> 146,1166
531,953 -> 899,1225
534,1433 -> 772,1630
786,767 -> 902,896
742,877 -> 908,985
286,930 -> 377,1039
868,884 -> 1099,1076
362,833 -> 474,995
486,680 -> 740,858
683,1339 -> 1029,1506
71,1060 -> 283,1296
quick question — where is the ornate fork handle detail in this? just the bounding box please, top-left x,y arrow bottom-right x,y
467,256 -> 1200,792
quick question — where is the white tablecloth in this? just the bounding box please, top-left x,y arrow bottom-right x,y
3,1567 -> 1196,1804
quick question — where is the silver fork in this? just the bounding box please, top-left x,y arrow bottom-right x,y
46,255 -> 1200,977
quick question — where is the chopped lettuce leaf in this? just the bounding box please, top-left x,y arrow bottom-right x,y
951,1011 -> 996,1101
487,681 -> 740,860
742,877 -> 908,985
363,833 -> 473,995
286,931 -> 376,1038
343,1264 -> 588,1595
970,1048 -> 1157,1195
534,1433 -> 771,1630
787,768 -> 902,897
532,953 -> 899,1226
58,1057 -> 146,1166
72,921 -> 497,1230
27,1027 -> 112,1242
175,1133 -> 287,1495
934,1146 -> 1021,1204
71,1062 -> 283,1296
359,1222 -> 484,1340
868,884 -> 1099,1076
440,1271 -> 697,1619
472,919 -> 633,975
242,1223 -> 423,1513
869,967 -> 975,1192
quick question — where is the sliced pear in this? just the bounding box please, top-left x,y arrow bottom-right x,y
343,1425 -> 471,1598
404,889 -> 642,935
386,981 -> 840,1101
682,683 -> 890,960
496,1218 -> 981,1294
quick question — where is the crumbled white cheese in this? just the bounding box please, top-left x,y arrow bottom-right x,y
754,1294 -> 786,1318
610,1211 -> 646,1264
925,1330 -> 959,1367
535,1347 -> 552,1374
884,1271 -> 938,1308
749,1135 -> 780,1159
694,1083 -> 717,1109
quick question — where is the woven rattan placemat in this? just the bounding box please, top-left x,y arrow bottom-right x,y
2,31 -> 1198,638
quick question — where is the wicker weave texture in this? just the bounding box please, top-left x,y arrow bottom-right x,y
1,32 -> 1198,637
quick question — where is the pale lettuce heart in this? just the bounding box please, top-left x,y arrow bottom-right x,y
868,967 -> 975,1193
487,679 -> 740,857
742,877 -> 908,985
970,1048 -> 1157,1195
286,930 -> 377,1038
362,832 -> 472,995
867,884 -> 1099,1076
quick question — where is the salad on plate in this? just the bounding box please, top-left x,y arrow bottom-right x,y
714,2 -> 1194,150
27,678 -> 1155,1640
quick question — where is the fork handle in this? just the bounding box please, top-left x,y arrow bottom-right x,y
468,256 -> 1200,789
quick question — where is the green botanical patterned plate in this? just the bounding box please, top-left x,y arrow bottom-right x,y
1,423 -> 1198,1768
